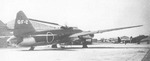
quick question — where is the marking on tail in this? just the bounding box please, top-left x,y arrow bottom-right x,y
14,11 -> 35,37
17,20 -> 28,24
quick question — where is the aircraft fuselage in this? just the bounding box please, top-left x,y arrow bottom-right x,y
8,28 -> 94,47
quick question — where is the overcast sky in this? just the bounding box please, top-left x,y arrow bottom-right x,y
0,0 -> 149,39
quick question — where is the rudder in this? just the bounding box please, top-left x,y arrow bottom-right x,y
14,11 -> 35,37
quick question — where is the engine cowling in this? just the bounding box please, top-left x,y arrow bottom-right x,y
7,36 -> 36,47
19,37 -> 36,47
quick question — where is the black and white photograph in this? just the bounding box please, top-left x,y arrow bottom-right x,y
0,0 -> 150,61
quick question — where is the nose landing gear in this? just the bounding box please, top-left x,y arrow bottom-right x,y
78,36 -> 88,48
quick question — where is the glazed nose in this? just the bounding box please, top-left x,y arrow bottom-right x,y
6,36 -> 18,47
6,40 -> 19,47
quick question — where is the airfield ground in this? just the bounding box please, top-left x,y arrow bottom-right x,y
0,43 -> 150,61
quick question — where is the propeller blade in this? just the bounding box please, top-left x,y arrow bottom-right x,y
29,18 -> 61,26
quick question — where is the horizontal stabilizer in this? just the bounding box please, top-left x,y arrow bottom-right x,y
29,18 -> 60,26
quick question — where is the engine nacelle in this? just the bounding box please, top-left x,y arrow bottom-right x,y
7,36 -> 36,47
19,37 -> 36,47
79,34 -> 94,39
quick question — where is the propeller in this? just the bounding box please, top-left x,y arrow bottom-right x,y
28,18 -> 77,30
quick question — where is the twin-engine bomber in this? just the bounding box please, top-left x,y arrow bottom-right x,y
7,11 -> 143,50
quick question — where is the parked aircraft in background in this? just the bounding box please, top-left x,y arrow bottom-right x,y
7,11 -> 143,50
0,20 -> 12,38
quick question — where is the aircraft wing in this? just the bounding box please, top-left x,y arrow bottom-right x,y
69,25 -> 143,37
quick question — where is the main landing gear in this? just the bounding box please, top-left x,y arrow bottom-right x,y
29,46 -> 35,50
82,40 -> 88,48
51,44 -> 57,48
78,36 -> 88,48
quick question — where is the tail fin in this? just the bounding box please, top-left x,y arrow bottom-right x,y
0,20 -> 7,30
0,20 -> 10,36
0,20 -> 6,27
14,11 -> 35,37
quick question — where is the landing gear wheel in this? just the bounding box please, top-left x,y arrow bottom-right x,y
29,46 -> 35,50
52,44 -> 57,48
60,46 -> 65,48
82,41 -> 88,48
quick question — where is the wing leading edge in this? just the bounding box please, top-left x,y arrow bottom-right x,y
69,25 -> 143,37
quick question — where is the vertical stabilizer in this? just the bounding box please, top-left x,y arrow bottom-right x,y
0,20 -> 9,36
14,11 -> 35,37
0,20 -> 6,27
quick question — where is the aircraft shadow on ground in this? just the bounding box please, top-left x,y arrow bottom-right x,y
20,47 -> 85,51
20,48 -> 77,51
19,46 -> 148,51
